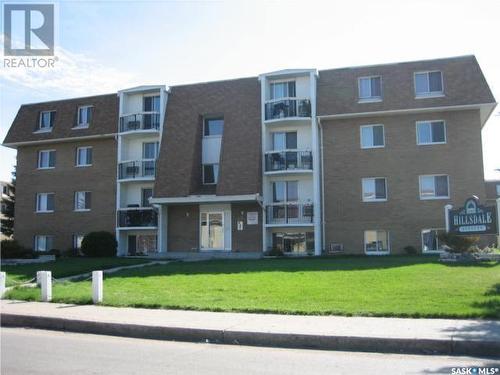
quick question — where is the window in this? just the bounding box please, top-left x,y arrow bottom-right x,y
496,184 -> 500,197
416,121 -> 446,145
362,178 -> 387,202
137,234 -> 157,253
419,175 -> 449,199
415,71 -> 443,97
358,76 -> 382,101
38,111 -> 55,131
203,118 -> 224,137
364,230 -> 390,254
73,234 -> 84,250
421,229 -> 445,253
34,235 -> 54,252
74,191 -> 91,211
272,232 -> 314,254
141,188 -> 153,207
270,81 -> 296,100
203,164 -> 219,184
273,181 -> 298,203
360,124 -> 385,148
76,147 -> 92,166
272,132 -> 297,150
143,95 -> 160,112
76,106 -> 93,128
36,193 -> 54,212
142,142 -> 159,159
38,150 -> 56,169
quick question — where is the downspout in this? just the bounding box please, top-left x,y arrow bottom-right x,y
318,117 -> 326,252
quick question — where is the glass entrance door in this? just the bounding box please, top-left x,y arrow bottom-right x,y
200,212 -> 224,250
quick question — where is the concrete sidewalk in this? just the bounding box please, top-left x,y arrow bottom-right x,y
1,300 -> 499,357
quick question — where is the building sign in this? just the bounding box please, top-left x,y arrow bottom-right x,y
247,212 -> 258,225
448,197 -> 497,235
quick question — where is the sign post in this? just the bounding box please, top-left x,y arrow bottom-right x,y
444,204 -> 453,232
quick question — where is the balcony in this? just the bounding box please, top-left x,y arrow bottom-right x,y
118,208 -> 158,228
266,203 -> 314,225
265,150 -> 312,173
119,112 -> 160,133
118,160 -> 156,180
264,98 -> 311,121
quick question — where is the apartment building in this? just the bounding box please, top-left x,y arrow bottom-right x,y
3,55 -> 497,256
1,181 -> 15,240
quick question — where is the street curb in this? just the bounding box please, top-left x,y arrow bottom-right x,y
2,313 -> 499,357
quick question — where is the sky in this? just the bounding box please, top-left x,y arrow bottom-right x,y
1,0 -> 499,182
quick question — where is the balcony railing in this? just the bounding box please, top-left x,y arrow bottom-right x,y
264,98 -> 311,121
118,208 -> 158,228
265,150 -> 312,172
118,160 -> 156,180
119,112 -> 160,133
266,203 -> 314,225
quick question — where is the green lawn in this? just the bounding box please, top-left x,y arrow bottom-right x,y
1,257 -> 149,286
5,256 -> 500,319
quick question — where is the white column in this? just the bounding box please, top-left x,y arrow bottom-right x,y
92,271 -> 103,304
260,76 -> 267,253
444,204 -> 453,232
310,72 -> 322,256
0,272 -> 6,298
40,271 -> 52,302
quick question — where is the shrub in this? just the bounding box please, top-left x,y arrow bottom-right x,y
81,231 -> 117,257
265,248 -> 284,257
62,247 -> 80,258
404,246 -> 418,255
0,239 -> 32,259
438,232 -> 480,254
46,249 -> 61,258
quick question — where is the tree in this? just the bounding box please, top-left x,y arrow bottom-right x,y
1,167 -> 16,238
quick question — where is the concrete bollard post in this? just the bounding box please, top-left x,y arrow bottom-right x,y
40,271 -> 52,302
92,271 -> 103,304
0,272 -> 6,298
36,271 -> 43,286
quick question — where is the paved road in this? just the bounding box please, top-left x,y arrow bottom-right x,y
1,328 -> 498,375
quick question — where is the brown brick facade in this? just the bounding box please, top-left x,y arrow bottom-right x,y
322,109 -> 487,254
14,138 -> 117,250
154,77 -> 262,198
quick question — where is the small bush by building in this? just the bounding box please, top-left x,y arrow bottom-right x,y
0,239 -> 32,259
438,233 -> 480,253
81,231 -> 117,257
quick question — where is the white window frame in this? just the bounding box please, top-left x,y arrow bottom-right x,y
414,70 -> 444,98
74,191 -> 91,212
269,80 -> 296,100
361,177 -> 388,202
75,146 -> 92,167
360,124 -> 385,149
419,175 -> 450,200
36,193 -> 54,213
37,150 -> 56,169
364,230 -> 390,255
34,235 -> 54,252
75,105 -> 93,129
202,163 -> 219,185
37,110 -> 55,132
421,228 -> 445,254
416,120 -> 446,145
358,76 -> 382,102
496,184 -> 500,197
